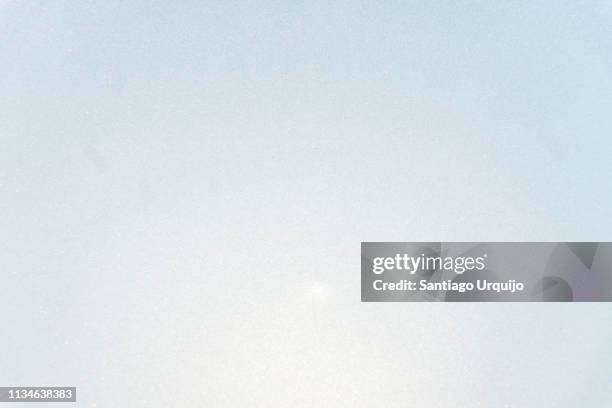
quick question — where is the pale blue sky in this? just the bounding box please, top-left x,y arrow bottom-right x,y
2,1 -> 612,406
